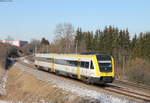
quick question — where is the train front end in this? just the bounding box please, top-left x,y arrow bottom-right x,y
95,54 -> 115,83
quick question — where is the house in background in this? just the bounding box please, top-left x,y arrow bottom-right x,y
0,40 -> 28,47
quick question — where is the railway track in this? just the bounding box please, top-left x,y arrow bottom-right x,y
104,84 -> 150,102
18,60 -> 150,102
114,80 -> 150,90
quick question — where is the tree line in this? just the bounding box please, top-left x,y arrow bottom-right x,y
25,23 -> 150,84
28,24 -> 150,65
74,26 -> 150,82
75,26 -> 150,63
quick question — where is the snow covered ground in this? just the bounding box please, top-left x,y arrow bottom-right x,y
0,71 -> 7,96
0,101 -> 7,103
15,63 -> 146,103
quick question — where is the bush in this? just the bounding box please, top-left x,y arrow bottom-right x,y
0,43 -> 18,68
126,58 -> 150,85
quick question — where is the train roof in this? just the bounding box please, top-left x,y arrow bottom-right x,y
35,53 -> 112,61
79,53 -> 111,56
36,53 -> 111,56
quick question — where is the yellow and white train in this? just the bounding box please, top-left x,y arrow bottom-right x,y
34,53 -> 115,84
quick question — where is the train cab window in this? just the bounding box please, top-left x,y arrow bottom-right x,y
100,63 -> 111,67
98,61 -> 112,72
90,61 -> 94,69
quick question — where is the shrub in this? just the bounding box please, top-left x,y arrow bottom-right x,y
126,58 -> 150,85
0,43 -> 18,68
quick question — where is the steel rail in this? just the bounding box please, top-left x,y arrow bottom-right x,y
114,80 -> 150,90
104,84 -> 150,102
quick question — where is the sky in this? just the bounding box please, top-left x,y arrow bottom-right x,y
0,0 -> 150,41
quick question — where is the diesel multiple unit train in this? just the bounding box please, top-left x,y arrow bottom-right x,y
34,53 -> 115,84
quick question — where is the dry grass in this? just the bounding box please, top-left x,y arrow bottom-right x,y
0,65 -> 6,81
0,65 -> 96,103
126,58 -> 150,85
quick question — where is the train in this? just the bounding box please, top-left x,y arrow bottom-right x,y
34,53 -> 115,84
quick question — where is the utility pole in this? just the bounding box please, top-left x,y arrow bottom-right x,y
34,46 -> 37,56
46,45 -> 48,53
75,40 -> 78,54
122,55 -> 125,80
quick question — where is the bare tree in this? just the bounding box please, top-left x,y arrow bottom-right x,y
54,23 -> 75,53
20,39 -> 41,55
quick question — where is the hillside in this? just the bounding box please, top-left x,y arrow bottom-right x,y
0,63 -> 99,103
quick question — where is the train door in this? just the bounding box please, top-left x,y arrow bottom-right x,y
77,59 -> 81,79
85,60 -> 95,77
51,58 -> 55,72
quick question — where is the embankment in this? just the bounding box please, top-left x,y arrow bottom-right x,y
0,64 -> 99,103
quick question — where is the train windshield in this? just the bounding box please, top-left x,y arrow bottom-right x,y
99,62 -> 111,67
96,55 -> 112,72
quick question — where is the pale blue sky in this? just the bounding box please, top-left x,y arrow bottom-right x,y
0,0 -> 150,41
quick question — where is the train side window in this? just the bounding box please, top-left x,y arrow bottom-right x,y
90,61 -> 94,69
66,60 -> 70,66
60,59 -> 67,65
80,61 -> 89,69
35,57 -> 53,63
68,60 -> 78,66
55,59 -> 64,65
80,61 -> 84,68
84,62 -> 89,68
72,61 -> 78,66
46,58 -> 52,62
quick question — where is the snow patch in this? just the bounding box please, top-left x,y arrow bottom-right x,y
0,71 -> 8,96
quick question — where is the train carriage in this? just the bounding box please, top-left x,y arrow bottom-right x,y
34,53 -> 115,84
